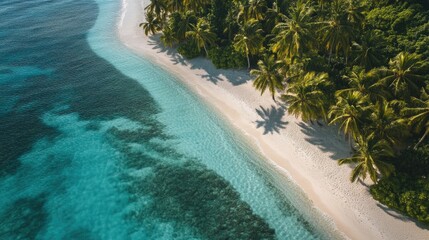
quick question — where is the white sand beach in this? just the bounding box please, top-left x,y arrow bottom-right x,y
117,0 -> 429,239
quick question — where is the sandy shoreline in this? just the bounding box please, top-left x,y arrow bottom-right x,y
117,0 -> 429,239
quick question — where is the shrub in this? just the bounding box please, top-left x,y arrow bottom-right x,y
370,174 -> 429,224
208,46 -> 246,69
370,144 -> 429,224
177,41 -> 201,59
392,145 -> 429,177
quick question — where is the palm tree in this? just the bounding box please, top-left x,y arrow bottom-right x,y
270,1 -> 314,61
377,52 -> 426,97
337,69 -> 389,103
317,0 -> 329,11
367,100 -> 408,146
145,0 -> 168,21
250,55 -> 284,101
233,19 -> 264,69
186,19 -> 217,56
345,0 -> 365,29
184,0 -> 209,12
275,58 -> 303,82
169,11 -> 196,41
339,136 -> 395,183
320,0 -> 356,62
247,0 -> 267,20
402,89 -> 429,149
329,91 -> 368,144
236,2 -> 249,25
167,0 -> 184,12
265,1 -> 283,28
140,11 -> 162,36
282,72 -> 331,123
160,26 -> 177,47
321,19 -> 354,62
352,32 -> 382,70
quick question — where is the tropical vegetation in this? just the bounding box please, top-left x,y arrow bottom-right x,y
141,0 -> 429,224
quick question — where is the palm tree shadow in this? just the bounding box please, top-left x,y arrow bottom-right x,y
147,35 -> 188,66
375,203 -> 429,229
296,122 -> 350,159
146,35 -> 250,86
197,73 -> 222,84
189,59 -> 250,86
375,203 -> 410,221
254,105 -> 288,135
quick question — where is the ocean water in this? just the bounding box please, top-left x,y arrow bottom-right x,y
0,0 -> 338,239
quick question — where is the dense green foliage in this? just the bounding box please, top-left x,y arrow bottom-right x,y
142,0 -> 429,224
370,145 -> 429,224
371,174 -> 429,224
208,46 -> 247,69
393,145 -> 429,176
177,41 -> 201,58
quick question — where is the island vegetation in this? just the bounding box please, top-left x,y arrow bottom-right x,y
141,0 -> 429,224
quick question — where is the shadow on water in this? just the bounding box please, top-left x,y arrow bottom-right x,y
0,195 -> 48,239
62,228 -> 99,240
111,126 -> 277,239
147,35 -> 250,86
254,105 -> 288,135
135,163 -> 275,239
106,113 -> 279,238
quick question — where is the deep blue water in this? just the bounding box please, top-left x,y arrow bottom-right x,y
0,0 -> 338,239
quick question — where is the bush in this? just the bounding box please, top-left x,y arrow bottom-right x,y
370,144 -> 429,224
168,12 -> 197,41
370,174 -> 429,224
177,41 -> 201,59
208,46 -> 246,69
392,145 -> 429,177
365,3 -> 429,59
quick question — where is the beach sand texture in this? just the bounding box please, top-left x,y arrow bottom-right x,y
117,0 -> 429,239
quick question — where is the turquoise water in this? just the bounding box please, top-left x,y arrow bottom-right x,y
0,0 -> 337,239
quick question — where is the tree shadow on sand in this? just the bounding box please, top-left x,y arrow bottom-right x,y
148,35 -> 187,66
375,203 -> 429,229
147,35 -> 250,86
190,60 -> 250,86
376,203 -> 408,220
254,106 -> 288,135
296,122 -> 350,159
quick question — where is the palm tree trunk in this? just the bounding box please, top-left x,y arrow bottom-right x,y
203,45 -> 208,57
349,135 -> 356,151
245,46 -> 251,69
414,129 -> 429,149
